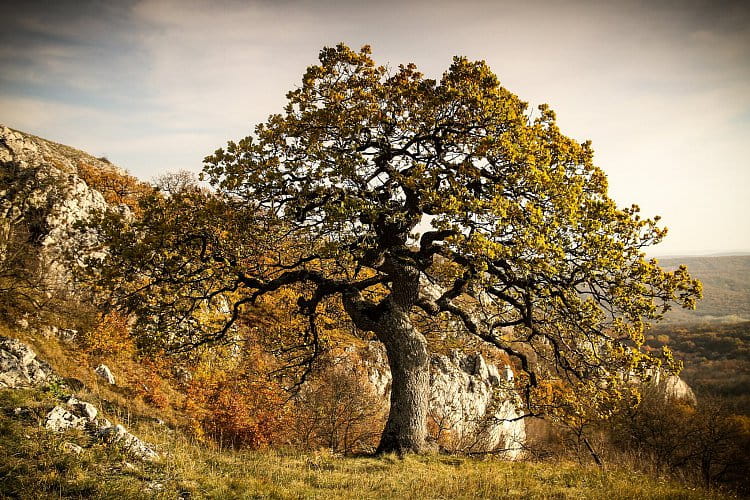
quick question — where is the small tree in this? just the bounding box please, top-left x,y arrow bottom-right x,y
81,44 -> 700,454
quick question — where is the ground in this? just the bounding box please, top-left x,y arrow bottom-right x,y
0,387 -> 729,500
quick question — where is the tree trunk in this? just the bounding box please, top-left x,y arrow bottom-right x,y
341,262 -> 431,454
375,307 -> 431,454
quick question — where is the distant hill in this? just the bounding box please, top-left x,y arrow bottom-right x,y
659,255 -> 750,323
647,321 -> 750,414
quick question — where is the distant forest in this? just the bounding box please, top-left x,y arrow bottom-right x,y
648,320 -> 750,414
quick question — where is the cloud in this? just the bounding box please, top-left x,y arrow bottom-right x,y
1,0 -> 748,254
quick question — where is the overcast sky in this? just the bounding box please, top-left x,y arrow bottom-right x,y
1,0 -> 748,256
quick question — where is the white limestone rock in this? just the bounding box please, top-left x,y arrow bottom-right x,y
0,125 -> 126,284
643,369 -> 697,404
94,364 -> 115,385
66,396 -> 98,421
45,405 -> 86,432
0,336 -> 54,388
97,424 -> 160,461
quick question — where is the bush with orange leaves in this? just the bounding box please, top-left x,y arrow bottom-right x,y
83,311 -> 173,409
84,311 -> 135,356
292,350 -> 387,454
185,346 -> 292,450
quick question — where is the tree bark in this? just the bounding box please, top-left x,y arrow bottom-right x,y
375,307 -> 430,454
342,261 -> 431,454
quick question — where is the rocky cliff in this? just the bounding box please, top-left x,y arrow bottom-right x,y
0,125 -> 116,270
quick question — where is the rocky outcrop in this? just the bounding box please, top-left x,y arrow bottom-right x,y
1,336 -> 159,461
97,423 -> 160,461
44,405 -> 88,432
359,342 -> 526,457
0,336 -> 56,388
0,125 -> 118,280
643,369 -> 697,404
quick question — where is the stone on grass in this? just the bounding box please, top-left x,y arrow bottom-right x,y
45,405 -> 86,431
67,396 -> 98,421
0,336 -> 54,388
94,364 -> 115,385
97,424 -> 160,461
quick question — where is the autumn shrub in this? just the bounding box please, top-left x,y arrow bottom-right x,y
185,347 -> 291,450
292,353 -> 387,454
127,357 -> 171,409
83,311 -> 134,356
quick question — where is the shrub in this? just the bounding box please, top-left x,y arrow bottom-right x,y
292,359 -> 386,454
185,347 -> 291,449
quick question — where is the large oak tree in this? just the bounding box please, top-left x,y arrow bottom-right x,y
83,44 -> 700,454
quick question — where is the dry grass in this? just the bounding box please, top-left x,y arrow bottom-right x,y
0,385 -> 731,499
0,325 -> 737,499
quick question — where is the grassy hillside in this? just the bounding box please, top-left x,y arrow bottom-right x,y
0,321 -> 735,499
660,255 -> 750,322
0,387 -> 726,500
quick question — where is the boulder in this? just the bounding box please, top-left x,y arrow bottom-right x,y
94,364 -> 115,385
97,424 -> 160,461
0,336 -> 55,388
66,396 -> 98,421
45,405 -> 86,431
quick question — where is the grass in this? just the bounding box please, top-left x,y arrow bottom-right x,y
0,388 -> 730,500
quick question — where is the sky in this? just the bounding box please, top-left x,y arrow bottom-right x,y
1,0 -> 748,256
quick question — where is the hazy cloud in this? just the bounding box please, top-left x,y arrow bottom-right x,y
1,0 -> 748,254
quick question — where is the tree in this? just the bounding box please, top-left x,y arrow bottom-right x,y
80,44 -> 701,454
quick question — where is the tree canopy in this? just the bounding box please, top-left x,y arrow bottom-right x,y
80,44 -> 701,454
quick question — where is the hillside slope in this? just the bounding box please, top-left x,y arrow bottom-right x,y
0,333 -> 726,499
661,255 -> 750,322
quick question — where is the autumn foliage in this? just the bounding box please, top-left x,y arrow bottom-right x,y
77,162 -> 152,213
184,345 -> 292,449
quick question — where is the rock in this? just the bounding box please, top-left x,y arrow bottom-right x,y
45,405 -> 86,431
0,125 -> 123,289
642,369 -> 697,404
66,396 -> 98,421
97,424 -> 160,461
96,417 -> 112,429
0,336 -> 55,388
94,364 -> 115,385
429,350 -> 525,457
2,337 -> 159,462
62,442 -> 84,454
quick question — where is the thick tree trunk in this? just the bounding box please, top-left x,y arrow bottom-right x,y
375,307 -> 431,454
341,261 -> 431,454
